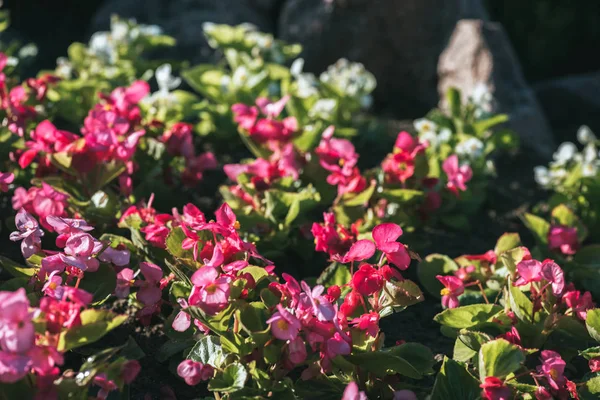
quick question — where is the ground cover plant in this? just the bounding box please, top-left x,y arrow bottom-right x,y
0,16 -> 597,400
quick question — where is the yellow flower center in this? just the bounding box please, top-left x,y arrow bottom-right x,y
49,282 -> 57,290
205,284 -> 217,294
276,319 -> 289,331
549,368 -> 559,381
440,288 -> 451,296
234,221 -> 241,230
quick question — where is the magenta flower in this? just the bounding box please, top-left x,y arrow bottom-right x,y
135,262 -> 163,306
93,373 -> 118,400
351,264 -> 384,296
436,275 -> 464,309
537,350 -> 566,391
326,332 -> 351,359
9,208 -> 44,258
177,360 -> 205,386
0,171 -> 14,192
342,382 -> 367,400
300,281 -> 336,322
480,376 -> 511,400
563,290 -> 594,320
334,239 -> 376,264
352,312 -> 380,337
372,222 -> 411,270
256,95 -> 289,118
548,225 -> 579,255
189,266 -> 230,315
288,336 -> 307,365
589,357 -> 600,373
514,259 -> 543,287
0,288 -> 34,353
46,215 -> 94,248
267,304 -> 301,341
121,360 -> 141,384
0,351 -> 31,383
540,261 -> 565,296
28,345 -> 64,375
443,155 -> 473,196
31,183 -> 69,227
231,103 -> 258,130
98,246 -> 131,266
115,268 -> 135,298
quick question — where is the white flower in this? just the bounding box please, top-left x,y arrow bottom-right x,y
550,168 -> 567,180
18,44 -> 38,59
231,66 -> 250,88
290,59 -> 304,76
309,99 -> 337,119
155,64 -> 181,94
414,119 -> 437,135
577,125 -> 596,144
438,128 -> 452,143
552,142 -> 577,166
534,166 -> 551,186
138,24 -> 163,37
456,137 -> 484,159
471,83 -> 493,105
89,32 -> 117,64
420,131 -> 438,148
111,20 -> 129,42
582,162 -> 598,177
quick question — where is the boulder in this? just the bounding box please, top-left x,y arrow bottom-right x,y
438,19 -> 555,157
534,73 -> 600,144
278,0 -> 461,118
90,0 -> 282,63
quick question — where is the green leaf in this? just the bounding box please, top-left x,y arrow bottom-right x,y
181,65 -> 226,99
478,339 -> 525,380
378,189 -> 424,204
521,213 -> 550,245
458,330 -> 493,353
346,351 -> 422,379
581,346 -> 600,360
380,279 -> 424,308
59,310 -> 127,351
431,357 -> 480,400
208,362 -> 247,393
446,87 -> 462,118
188,336 -> 225,368
317,263 -> 351,287
508,281 -> 534,323
417,254 -> 459,298
156,339 -> 195,363
239,266 -> 270,285
434,304 -> 503,329
586,309 -> 600,342
473,114 -> 509,136
341,183 -> 375,207
0,256 -> 37,278
499,247 -> 528,274
78,263 -> 116,305
494,233 -> 521,254
165,227 -> 194,259
574,245 -> 600,269
580,376 -> 600,400
284,197 -> 301,227
389,342 -> 435,376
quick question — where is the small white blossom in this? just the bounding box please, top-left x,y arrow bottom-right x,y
552,142 -> 577,166
534,166 -> 551,186
456,137 -> 484,159
309,99 -> 337,119
414,119 -> 437,135
89,32 -> 117,64
577,125 -> 596,144
438,128 -> 452,143
155,64 -> 181,94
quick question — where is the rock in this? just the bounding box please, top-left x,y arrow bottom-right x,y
278,0 -> 462,118
534,73 -> 600,144
438,19 -> 555,157
90,0 -> 282,63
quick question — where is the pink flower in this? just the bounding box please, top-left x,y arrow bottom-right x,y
288,336 -> 307,365
31,183 -> 69,227
342,382 -> 367,400
162,122 -> 194,158
563,290 -> 594,320
326,332 -> 351,358
9,208 -> 44,258
352,312 -> 380,337
589,357 -> 600,373
231,103 -> 258,130
499,326 -> 521,346
0,351 -> 31,383
267,304 -> 301,341
540,260 -> 565,296
0,171 -> 14,192
0,288 -> 34,353
61,232 -> 103,272
28,345 -> 64,374
436,275 -> 464,309
537,350 -> 566,391
115,268 -> 135,298
351,264 -> 384,296
372,223 -> 411,270
93,373 -> 118,400
334,239 -> 376,264
98,246 -> 131,266
121,360 -> 141,384
256,95 -> 289,118
135,262 -> 163,306
301,281 -> 336,322
393,390 -> 418,400
514,259 -> 543,286
443,155 -> 472,196
46,216 -> 94,247
177,360 -> 206,386
480,376 -> 511,400
548,225 -> 579,255
42,270 -> 64,299
189,266 -> 230,315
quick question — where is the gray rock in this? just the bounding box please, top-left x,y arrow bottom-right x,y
438,19 -> 555,156
90,0 -> 281,63
278,0 -> 462,118
534,73 -> 600,144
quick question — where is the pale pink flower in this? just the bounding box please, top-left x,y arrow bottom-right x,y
514,259 -> 543,287
9,208 -> 44,258
443,155 -> 472,196
0,288 -> 34,353
0,171 -> 14,192
288,336 -> 307,365
537,350 -> 566,391
135,262 -> 163,306
176,360 -> 204,386
189,266 -> 230,315
115,268 -> 135,298
541,261 -> 565,296
301,281 -> 336,322
266,304 -> 301,341
342,382 -> 367,400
